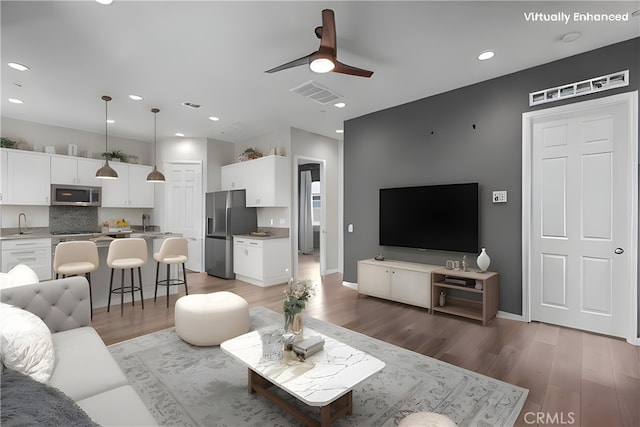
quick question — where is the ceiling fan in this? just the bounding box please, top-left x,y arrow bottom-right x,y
265,9 -> 373,78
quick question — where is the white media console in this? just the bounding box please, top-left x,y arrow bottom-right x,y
356,259 -> 440,309
357,259 -> 500,326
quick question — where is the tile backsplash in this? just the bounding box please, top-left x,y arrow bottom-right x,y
49,206 -> 99,232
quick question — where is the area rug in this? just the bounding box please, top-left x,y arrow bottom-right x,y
108,307 -> 528,426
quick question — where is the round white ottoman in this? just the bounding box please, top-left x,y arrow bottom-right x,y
398,412 -> 457,427
174,291 -> 250,346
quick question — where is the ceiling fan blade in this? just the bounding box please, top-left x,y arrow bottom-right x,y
319,9 -> 336,52
265,9 -> 374,78
265,53 -> 313,73
333,61 -> 374,78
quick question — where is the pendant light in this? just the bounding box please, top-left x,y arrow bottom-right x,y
95,95 -> 118,179
146,108 -> 165,182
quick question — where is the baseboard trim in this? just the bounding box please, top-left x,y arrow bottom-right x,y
627,336 -> 640,346
497,311 -> 525,322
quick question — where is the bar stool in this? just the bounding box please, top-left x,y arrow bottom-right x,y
53,241 -> 99,318
153,237 -> 189,308
106,238 -> 147,316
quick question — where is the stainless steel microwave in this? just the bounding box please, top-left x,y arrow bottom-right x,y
51,185 -> 101,207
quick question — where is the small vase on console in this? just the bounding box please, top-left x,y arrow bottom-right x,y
477,248 -> 491,272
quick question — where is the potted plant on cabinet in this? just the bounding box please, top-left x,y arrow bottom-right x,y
102,149 -> 126,162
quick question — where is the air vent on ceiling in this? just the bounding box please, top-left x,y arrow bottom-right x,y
290,80 -> 342,105
529,70 -> 629,106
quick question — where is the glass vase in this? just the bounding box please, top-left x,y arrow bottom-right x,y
284,312 -> 304,341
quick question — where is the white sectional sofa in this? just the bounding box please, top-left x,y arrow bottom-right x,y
0,276 -> 157,426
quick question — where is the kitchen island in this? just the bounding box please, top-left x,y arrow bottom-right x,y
1,231 -> 183,310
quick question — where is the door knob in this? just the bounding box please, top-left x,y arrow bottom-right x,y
614,248 -> 624,254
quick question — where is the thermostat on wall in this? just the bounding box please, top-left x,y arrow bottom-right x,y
492,191 -> 507,203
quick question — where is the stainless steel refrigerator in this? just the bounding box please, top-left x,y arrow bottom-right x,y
205,190 -> 257,278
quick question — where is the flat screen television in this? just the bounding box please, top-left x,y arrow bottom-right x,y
379,182 -> 479,253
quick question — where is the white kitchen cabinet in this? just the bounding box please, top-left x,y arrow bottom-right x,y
233,237 -> 263,280
221,156 -> 290,207
101,163 -> 154,208
51,155 -> 103,186
1,238 -> 52,280
0,149 -> 51,205
357,259 -> 439,309
233,236 -> 290,286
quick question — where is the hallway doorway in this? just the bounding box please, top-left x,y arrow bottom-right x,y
294,157 -> 326,280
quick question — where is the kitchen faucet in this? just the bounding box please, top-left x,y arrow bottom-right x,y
18,212 -> 28,234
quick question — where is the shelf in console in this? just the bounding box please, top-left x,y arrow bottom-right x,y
436,282 -> 483,294
431,268 -> 499,325
433,297 -> 483,321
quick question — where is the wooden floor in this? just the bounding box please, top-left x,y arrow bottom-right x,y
93,253 -> 639,427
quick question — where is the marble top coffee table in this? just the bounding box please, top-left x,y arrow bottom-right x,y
221,328 -> 385,427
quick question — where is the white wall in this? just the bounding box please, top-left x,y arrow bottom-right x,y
233,129 -> 293,230
206,138 -> 236,192
0,118 -> 154,230
0,118 -> 343,276
234,128 -> 291,159
1,117 -> 151,164
1,205 -> 49,228
290,127 -> 340,275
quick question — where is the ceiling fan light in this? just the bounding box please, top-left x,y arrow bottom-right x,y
310,57 -> 335,73
146,166 -> 166,182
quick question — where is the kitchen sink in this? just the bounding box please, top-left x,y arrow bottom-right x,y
8,231 -> 34,237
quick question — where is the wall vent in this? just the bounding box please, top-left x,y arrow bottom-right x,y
290,80 -> 342,105
529,70 -> 629,106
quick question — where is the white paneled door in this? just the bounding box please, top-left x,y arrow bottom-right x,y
165,162 -> 203,272
523,92 -> 637,340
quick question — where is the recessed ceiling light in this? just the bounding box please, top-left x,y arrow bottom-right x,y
106,119 -> 115,124
336,129 -> 344,134
477,51 -> 495,61
182,102 -> 201,109
8,62 -> 29,71
334,102 -> 346,108
561,32 -> 581,43
208,116 -> 219,121
175,133 -> 185,137
129,94 -> 143,101
96,0 -> 113,5
8,98 -> 23,104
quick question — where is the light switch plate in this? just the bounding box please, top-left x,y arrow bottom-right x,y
492,191 -> 507,203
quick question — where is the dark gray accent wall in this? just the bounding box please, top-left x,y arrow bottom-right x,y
344,38 -> 639,322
